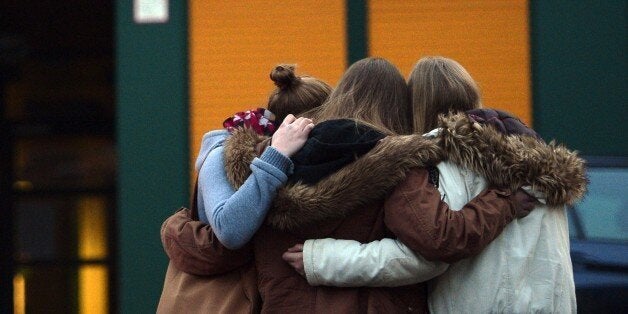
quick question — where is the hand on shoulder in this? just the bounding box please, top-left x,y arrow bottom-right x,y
271,114 -> 315,157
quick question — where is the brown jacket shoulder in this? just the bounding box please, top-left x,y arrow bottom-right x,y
161,208 -> 252,275
158,208 -> 260,313
384,168 -> 517,263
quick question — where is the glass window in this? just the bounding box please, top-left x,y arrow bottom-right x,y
15,196 -> 110,262
570,167 -> 628,242
3,2 -> 114,313
14,137 -> 115,191
14,194 -> 111,314
14,266 -> 77,314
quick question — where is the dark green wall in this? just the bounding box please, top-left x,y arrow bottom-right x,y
347,0 -> 368,65
115,1 -> 188,313
531,0 -> 627,156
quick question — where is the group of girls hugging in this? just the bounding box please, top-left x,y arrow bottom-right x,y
158,57 -> 587,314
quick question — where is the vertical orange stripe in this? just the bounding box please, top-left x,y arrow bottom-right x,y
369,0 -> 532,126
79,266 -> 108,314
189,1 -> 347,174
13,273 -> 25,314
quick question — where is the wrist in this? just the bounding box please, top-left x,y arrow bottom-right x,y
260,147 -> 294,174
302,240 -> 319,286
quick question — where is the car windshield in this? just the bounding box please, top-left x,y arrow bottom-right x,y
569,166 -> 628,242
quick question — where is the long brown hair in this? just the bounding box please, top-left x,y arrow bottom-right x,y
408,56 -> 481,133
268,64 -> 332,124
308,57 -> 411,135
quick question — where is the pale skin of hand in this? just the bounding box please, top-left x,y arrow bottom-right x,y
282,243 -> 305,277
271,114 -> 315,157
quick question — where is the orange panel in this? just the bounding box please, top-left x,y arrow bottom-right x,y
369,0 -> 532,126
189,1 -> 346,172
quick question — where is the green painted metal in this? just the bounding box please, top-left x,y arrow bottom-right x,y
347,0 -> 369,65
530,0 -> 627,156
115,1 -> 189,313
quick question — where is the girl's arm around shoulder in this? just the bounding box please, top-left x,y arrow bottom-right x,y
199,145 -> 293,250
384,167 -> 534,263
302,237 -> 448,287
198,115 -> 313,250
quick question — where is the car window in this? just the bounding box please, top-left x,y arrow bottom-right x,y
570,167 -> 628,242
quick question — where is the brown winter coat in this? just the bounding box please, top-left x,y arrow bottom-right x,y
157,208 -> 260,314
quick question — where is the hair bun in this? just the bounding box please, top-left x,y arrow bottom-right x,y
270,64 -> 299,89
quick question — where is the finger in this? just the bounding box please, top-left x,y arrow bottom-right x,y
292,117 -> 309,130
303,123 -> 315,133
296,117 -> 312,126
299,119 -> 314,131
286,245 -> 301,253
282,114 -> 296,125
281,251 -> 292,262
282,251 -> 297,260
291,118 -> 312,132
282,252 -> 299,264
286,244 -> 303,253
290,116 -> 308,127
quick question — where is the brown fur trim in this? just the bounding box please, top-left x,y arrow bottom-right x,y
437,112 -> 587,207
223,128 -> 269,189
266,135 -> 444,231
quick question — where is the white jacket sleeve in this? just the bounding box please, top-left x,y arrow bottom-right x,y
303,238 -> 448,287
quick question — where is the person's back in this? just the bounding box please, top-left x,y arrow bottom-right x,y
253,192 -> 426,312
412,58 -> 577,312
250,120 -> 429,313
157,64 -> 331,314
431,159 -> 576,313
251,58 -> 429,313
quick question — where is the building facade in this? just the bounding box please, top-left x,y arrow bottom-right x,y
1,1 -> 625,313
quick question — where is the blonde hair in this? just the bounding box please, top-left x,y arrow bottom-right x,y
408,56 -> 481,133
308,57 -> 411,135
268,64 -> 332,124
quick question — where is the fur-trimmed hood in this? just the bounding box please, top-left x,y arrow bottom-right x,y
224,127 -> 444,230
436,112 -> 587,207
224,115 -> 587,231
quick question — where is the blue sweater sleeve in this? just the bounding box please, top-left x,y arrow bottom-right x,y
197,145 -> 293,249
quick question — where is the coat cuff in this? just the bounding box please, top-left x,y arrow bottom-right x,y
303,239 -> 322,286
259,146 -> 294,175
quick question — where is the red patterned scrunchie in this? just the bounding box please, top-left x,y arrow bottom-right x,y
223,108 -> 276,136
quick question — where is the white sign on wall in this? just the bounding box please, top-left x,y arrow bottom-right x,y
134,0 -> 169,24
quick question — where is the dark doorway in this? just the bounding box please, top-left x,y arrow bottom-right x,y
1,1 -> 116,313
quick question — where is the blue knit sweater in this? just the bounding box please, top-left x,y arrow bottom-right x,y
195,130 -> 293,250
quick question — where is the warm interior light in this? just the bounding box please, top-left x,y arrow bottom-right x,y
13,272 -> 25,314
79,265 -> 108,314
12,180 -> 33,191
77,196 -> 108,313
77,196 -> 107,259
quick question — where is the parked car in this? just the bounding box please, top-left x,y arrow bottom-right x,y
568,156 -> 628,313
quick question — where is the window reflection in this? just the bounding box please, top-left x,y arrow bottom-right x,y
15,195 -> 110,263
573,168 -> 628,242
14,137 -> 115,191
